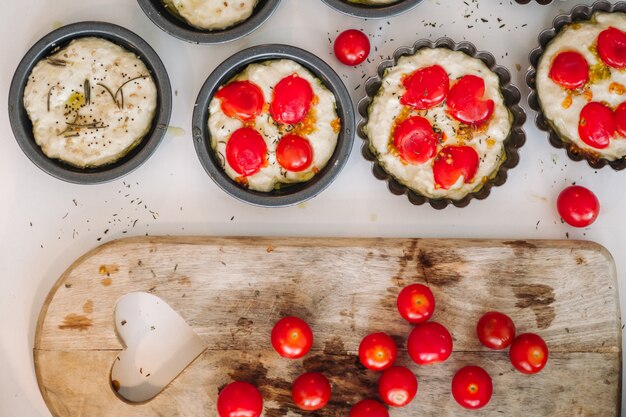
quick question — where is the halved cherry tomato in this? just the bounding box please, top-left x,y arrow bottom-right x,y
349,399 -> 389,417
447,75 -> 495,126
557,185 -> 600,228
400,65 -> 450,110
226,127 -> 267,176
451,366 -> 493,410
217,381 -> 263,417
614,102 -> 626,137
407,322 -> 453,365
578,102 -> 615,149
432,145 -> 479,190
378,366 -> 418,407
548,51 -> 589,89
270,74 -> 314,125
276,134 -> 313,172
334,29 -> 371,66
358,332 -> 397,371
215,80 -> 265,121
393,116 -> 438,164
271,316 -> 313,359
476,311 -> 516,350
396,283 -> 435,324
291,372 -> 331,411
597,27 -> 626,69
509,333 -> 549,374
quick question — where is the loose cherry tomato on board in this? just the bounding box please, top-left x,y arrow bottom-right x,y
378,366 -> 418,407
349,399 -> 389,417
270,74 -> 314,125
407,321 -> 453,365
334,29 -> 371,66
597,27 -> 626,69
451,366 -> 493,410
226,127 -> 267,177
400,65 -> 450,110
393,116 -> 439,165
578,102 -> 615,149
358,332 -> 398,371
614,102 -> 626,137
215,80 -> 265,121
557,185 -> 600,228
509,333 -> 549,374
476,311 -> 516,350
217,381 -> 263,417
276,134 -> 313,172
396,283 -> 435,324
291,372 -> 332,411
271,316 -> 313,359
433,145 -> 479,190
548,51 -> 589,89
446,74 -> 495,126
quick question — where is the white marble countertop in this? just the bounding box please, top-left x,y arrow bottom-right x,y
0,0 -> 623,415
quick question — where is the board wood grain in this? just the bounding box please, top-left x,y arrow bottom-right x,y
34,237 -> 622,417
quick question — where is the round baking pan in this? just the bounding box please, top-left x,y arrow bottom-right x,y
8,21 -> 172,184
192,44 -> 355,207
137,0 -> 282,44
320,0 -> 423,19
357,37 -> 526,209
527,0 -> 626,170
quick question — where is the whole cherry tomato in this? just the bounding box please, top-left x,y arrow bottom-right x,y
334,29 -> 371,66
432,145 -> 479,190
556,185 -> 600,228
291,372 -> 331,411
476,311 -> 516,350
358,332 -> 397,371
393,116 -> 438,165
446,74 -> 494,126
349,399 -> 389,417
509,333 -> 549,374
578,102 -> 615,149
378,366 -> 418,407
215,80 -> 265,121
451,366 -> 493,410
407,322 -> 453,365
396,283 -> 435,324
597,27 -> 626,69
276,134 -> 313,172
270,74 -> 313,125
217,381 -> 263,417
548,51 -> 589,89
226,127 -> 267,176
401,65 -> 450,110
271,316 -> 313,359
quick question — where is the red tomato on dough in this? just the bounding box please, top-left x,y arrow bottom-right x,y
226,127 -> 267,177
270,74 -> 314,125
400,65 -> 450,110
215,80 -> 265,121
393,116 -> 439,164
597,27 -> 626,69
276,134 -> 313,172
548,51 -> 589,89
446,75 -> 494,126
578,102 -> 615,149
432,145 -> 479,190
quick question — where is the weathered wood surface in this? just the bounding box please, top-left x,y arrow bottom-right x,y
34,237 -> 622,417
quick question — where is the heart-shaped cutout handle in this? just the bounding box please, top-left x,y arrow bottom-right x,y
110,292 -> 207,403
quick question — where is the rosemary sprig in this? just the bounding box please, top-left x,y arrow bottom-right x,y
115,74 -> 148,109
47,85 -> 56,112
84,79 -> 91,105
97,83 -> 119,108
46,58 -> 67,67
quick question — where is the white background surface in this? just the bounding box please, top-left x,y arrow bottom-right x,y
0,0 -> 623,415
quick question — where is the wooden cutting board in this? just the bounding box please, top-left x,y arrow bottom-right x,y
35,237 -> 621,417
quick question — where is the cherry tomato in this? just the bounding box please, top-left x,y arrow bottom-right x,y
358,332 -> 397,371
451,366 -> 493,410
393,116 -> 439,164
578,102 -> 615,149
557,185 -> 600,228
271,316 -> 313,359
446,75 -> 495,126
548,51 -> 589,89
215,80 -> 265,121
378,366 -> 418,407
407,322 -> 453,365
597,27 -> 626,69
615,102 -> 626,137
334,29 -> 371,66
396,283 -> 435,324
226,127 -> 267,177
476,311 -> 515,350
276,134 -> 313,172
291,372 -> 331,411
433,145 -> 479,190
349,399 -> 389,417
509,333 -> 549,374
217,381 -> 263,417
400,65 -> 450,110
270,74 -> 313,125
